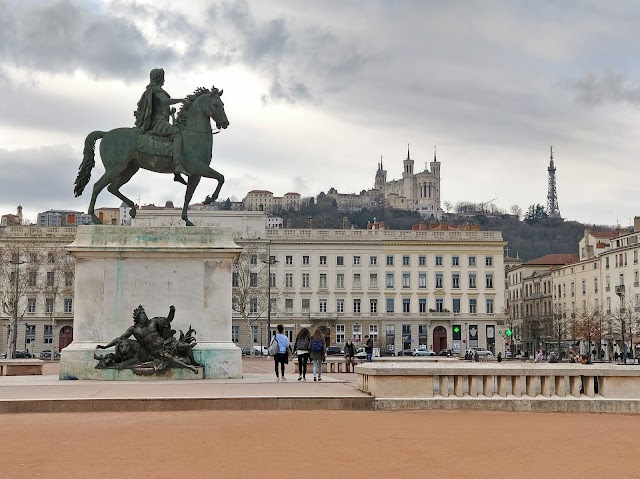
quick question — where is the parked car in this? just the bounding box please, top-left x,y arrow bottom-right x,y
398,349 -> 414,356
413,349 -> 436,356
253,346 -> 269,356
39,350 -> 60,359
241,346 -> 252,356
505,351 -> 513,358
0,351 -> 6,359
467,347 -> 493,357
439,349 -> 453,357
355,348 -> 367,359
326,346 -> 342,356
13,350 -> 32,358
379,349 -> 395,357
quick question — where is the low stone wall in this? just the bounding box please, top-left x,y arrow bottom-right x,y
0,359 -> 44,376
355,362 -> 640,412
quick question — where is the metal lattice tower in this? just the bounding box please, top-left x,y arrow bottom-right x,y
547,146 -> 561,218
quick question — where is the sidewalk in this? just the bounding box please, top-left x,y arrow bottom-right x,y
0,358 -> 372,413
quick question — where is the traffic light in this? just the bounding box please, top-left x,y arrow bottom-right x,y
506,329 -> 512,337
505,341 -> 510,346
453,325 -> 461,340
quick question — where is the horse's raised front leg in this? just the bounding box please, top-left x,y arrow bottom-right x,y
182,175 -> 202,226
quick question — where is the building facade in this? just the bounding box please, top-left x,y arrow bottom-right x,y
37,210 -> 92,227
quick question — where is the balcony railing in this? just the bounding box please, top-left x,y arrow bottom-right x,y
615,285 -> 626,296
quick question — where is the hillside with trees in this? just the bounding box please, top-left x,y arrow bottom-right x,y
273,197 -> 616,262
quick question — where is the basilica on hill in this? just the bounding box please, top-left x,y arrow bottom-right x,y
325,145 -> 443,220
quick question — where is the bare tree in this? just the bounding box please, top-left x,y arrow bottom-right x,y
443,201 -> 452,213
510,204 -> 523,219
43,247 -> 75,359
232,239 -> 281,356
575,304 -> 604,358
610,290 -> 638,363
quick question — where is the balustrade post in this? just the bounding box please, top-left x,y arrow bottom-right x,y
483,375 -> 494,397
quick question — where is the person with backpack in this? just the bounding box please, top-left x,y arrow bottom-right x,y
272,324 -> 291,381
293,327 -> 311,381
344,338 -> 357,372
309,328 -> 326,381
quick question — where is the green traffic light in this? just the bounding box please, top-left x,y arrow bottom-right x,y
506,329 -> 512,336
453,326 -> 460,333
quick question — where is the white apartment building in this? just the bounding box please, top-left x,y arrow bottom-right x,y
242,191 -> 301,213
235,226 -> 507,355
0,226 -> 77,357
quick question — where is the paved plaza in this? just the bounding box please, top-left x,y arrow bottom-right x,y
1,358 -> 639,478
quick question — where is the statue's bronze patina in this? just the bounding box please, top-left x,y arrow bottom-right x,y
74,68 -> 229,226
95,305 -> 202,375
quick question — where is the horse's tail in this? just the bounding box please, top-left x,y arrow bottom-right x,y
74,131 -> 106,197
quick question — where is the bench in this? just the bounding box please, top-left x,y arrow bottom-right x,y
293,357 -> 364,374
0,359 -> 45,376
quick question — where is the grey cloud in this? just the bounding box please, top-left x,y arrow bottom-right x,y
570,70 -> 640,106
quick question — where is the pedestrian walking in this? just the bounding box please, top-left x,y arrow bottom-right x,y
548,351 -> 558,363
614,350 -> 619,363
534,350 -> 544,363
309,328 -> 326,381
293,327 -> 311,381
363,334 -> 374,362
497,352 -> 502,363
273,324 -> 290,381
473,350 -> 480,362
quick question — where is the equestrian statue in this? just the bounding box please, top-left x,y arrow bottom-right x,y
73,68 -> 229,226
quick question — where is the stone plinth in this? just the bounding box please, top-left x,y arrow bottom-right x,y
59,225 -> 242,380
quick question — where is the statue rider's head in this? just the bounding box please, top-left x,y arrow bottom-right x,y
149,68 -> 165,86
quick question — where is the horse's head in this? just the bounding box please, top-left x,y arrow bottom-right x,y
205,86 -> 229,130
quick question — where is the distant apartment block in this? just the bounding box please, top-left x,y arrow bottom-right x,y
37,210 -> 92,227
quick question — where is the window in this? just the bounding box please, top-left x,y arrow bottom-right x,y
337,256 -> 344,266
285,298 -> 293,313
269,273 -> 276,288
44,325 -> 53,344
47,252 -> 55,263
452,256 -> 459,266
319,299 -> 327,313
336,324 -> 345,344
249,272 -> 257,287
452,298 -> 461,313
386,255 -> 394,266
469,273 -> 476,289
336,273 -> 345,289
353,256 -> 361,266
582,279 -> 586,295
336,299 -> 345,313
402,273 -> 410,288
419,298 -> 427,313
353,299 -> 361,314
46,298 -> 54,313
386,273 -> 394,288
251,325 -> 258,343
435,256 -> 443,266
28,271 -> 36,287
469,298 -> 477,314
435,298 -> 444,312
232,272 -> 239,287
302,273 -> 310,288
27,298 -> 36,313
353,273 -> 361,288
486,273 -> 494,288
25,324 -> 35,344
46,271 -> 55,287
249,297 -> 258,313
369,324 -> 378,341
386,324 -> 395,343
419,256 -> 426,266
319,255 -> 327,265
605,257 -> 610,269
250,254 -> 257,265
469,256 -> 476,266
435,272 -> 443,289
452,272 -> 460,289
232,325 -> 239,343
402,298 -> 411,313
485,256 -> 493,266
402,255 -> 410,266
319,273 -> 327,289
285,273 -> 293,288
369,273 -> 378,288
594,278 -> 598,293
370,256 -> 377,266
370,299 -> 378,313
486,298 -> 494,314
302,299 -> 310,312
386,298 -> 394,313
353,324 -> 362,342
302,255 -> 310,265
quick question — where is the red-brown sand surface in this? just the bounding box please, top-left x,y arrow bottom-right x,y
1,409 -> 638,479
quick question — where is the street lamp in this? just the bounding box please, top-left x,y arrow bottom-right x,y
616,284 -> 626,364
24,323 -> 30,355
261,243 -> 278,355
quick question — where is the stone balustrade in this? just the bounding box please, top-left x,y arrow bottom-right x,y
355,362 -> 640,412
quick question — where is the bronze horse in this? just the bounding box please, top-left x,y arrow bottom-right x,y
73,86 -> 229,226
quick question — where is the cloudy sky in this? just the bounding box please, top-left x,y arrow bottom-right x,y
1,0 -> 639,226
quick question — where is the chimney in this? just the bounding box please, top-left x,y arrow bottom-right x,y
634,217 -> 640,232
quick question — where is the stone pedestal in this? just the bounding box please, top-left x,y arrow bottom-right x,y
59,225 -> 242,380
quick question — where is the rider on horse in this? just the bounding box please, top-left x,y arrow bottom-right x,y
134,68 -> 189,184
